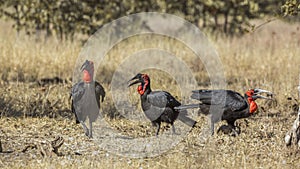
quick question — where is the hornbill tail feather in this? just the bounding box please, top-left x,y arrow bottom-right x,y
175,104 -> 201,110
177,112 -> 197,127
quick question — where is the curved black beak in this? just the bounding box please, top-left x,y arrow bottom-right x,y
128,73 -> 142,87
253,88 -> 273,100
80,60 -> 90,71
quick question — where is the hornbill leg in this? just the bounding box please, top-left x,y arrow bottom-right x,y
235,126 -> 241,135
155,123 -> 161,136
72,105 -> 80,124
211,123 -> 215,136
80,120 -> 89,137
88,118 -> 93,138
75,113 -> 80,124
217,125 -> 236,135
171,123 -> 176,134
217,125 -> 229,134
210,118 -> 215,136
207,114 -> 215,135
227,120 -> 240,136
229,126 -> 239,136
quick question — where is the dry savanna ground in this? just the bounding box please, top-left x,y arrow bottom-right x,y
0,18 -> 300,168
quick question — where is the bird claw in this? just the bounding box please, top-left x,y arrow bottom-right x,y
217,125 -> 240,136
84,131 -> 93,138
80,122 -> 92,138
84,129 -> 93,138
84,128 -> 89,136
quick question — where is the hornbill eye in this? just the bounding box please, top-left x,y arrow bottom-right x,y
245,89 -> 254,97
141,74 -> 149,81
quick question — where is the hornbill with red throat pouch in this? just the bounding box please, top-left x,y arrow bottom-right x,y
175,89 -> 273,136
128,73 -> 196,136
70,60 -> 105,138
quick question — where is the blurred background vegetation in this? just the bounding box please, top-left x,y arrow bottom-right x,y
0,0 -> 299,41
0,1 -> 300,167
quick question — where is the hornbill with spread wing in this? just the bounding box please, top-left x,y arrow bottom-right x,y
70,60 -> 105,138
175,89 -> 273,135
128,73 -> 196,136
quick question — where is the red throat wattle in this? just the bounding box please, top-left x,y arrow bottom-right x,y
137,79 -> 149,95
137,85 -> 144,95
83,70 -> 93,83
246,89 -> 257,113
248,97 -> 258,113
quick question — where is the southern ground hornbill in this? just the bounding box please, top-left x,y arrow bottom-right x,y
128,73 -> 196,136
70,60 -> 105,138
175,89 -> 273,136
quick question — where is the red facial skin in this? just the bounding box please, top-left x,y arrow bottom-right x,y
137,74 -> 149,95
245,89 -> 258,113
82,61 -> 94,83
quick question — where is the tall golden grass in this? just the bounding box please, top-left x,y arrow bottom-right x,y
0,19 -> 300,168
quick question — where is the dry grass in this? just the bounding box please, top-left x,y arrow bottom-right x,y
1,18 -> 300,169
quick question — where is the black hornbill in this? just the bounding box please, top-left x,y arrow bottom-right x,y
128,73 -> 196,136
70,60 -> 105,138
175,89 -> 273,135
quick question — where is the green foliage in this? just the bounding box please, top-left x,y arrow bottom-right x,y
282,0 -> 300,16
0,0 -> 294,39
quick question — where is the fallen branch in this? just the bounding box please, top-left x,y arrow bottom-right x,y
21,136 -> 64,157
21,144 -> 37,153
51,136 -> 64,155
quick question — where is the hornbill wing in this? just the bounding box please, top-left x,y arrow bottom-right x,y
147,91 -> 181,108
95,81 -> 105,103
145,91 -> 190,123
191,90 -> 227,105
224,90 -> 248,112
70,82 -> 85,123
71,82 -> 85,103
143,106 -> 168,122
191,90 -> 248,112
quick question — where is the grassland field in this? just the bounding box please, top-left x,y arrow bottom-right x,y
0,18 -> 300,168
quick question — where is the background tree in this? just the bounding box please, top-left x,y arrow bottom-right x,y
0,0 -> 299,40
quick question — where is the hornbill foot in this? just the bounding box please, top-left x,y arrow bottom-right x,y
87,128 -> 93,138
153,122 -> 161,137
87,133 -> 93,138
86,128 -> 93,138
80,121 -> 91,138
74,113 -> 80,124
155,127 -> 160,137
84,128 -> 90,137
217,125 -> 241,136
83,130 -> 93,138
171,124 -> 179,135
